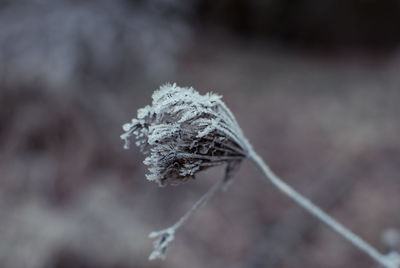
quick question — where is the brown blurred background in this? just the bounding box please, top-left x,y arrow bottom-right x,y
1,0 -> 400,267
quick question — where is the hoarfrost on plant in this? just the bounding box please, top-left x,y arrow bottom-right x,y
121,83 -> 249,186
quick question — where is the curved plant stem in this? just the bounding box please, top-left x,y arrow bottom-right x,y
248,149 -> 400,268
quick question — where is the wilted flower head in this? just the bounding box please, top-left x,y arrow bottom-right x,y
121,83 -> 250,186
121,84 -> 400,267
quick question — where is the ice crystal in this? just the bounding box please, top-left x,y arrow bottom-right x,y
121,83 -> 250,186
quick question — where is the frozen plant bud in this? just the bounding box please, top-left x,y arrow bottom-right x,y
121,83 -> 250,186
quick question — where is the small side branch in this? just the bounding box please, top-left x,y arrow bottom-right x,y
148,175 -> 228,260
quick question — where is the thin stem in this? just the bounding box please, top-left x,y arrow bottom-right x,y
148,175 -> 227,260
248,149 -> 399,268
202,136 -> 247,155
177,153 -> 244,162
200,161 -> 232,168
172,176 -> 226,230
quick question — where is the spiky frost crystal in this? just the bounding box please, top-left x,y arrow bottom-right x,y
121,83 -> 250,186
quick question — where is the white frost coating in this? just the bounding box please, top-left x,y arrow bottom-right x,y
121,83 -> 249,186
148,228 -> 175,260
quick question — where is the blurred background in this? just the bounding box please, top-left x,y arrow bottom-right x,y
1,0 -> 400,267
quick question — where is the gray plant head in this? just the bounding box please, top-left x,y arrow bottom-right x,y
121,83 -> 250,186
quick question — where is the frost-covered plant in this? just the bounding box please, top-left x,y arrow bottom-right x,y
121,83 -> 248,186
121,83 -> 400,268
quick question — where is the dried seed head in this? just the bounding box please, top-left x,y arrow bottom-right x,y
121,83 -> 250,186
